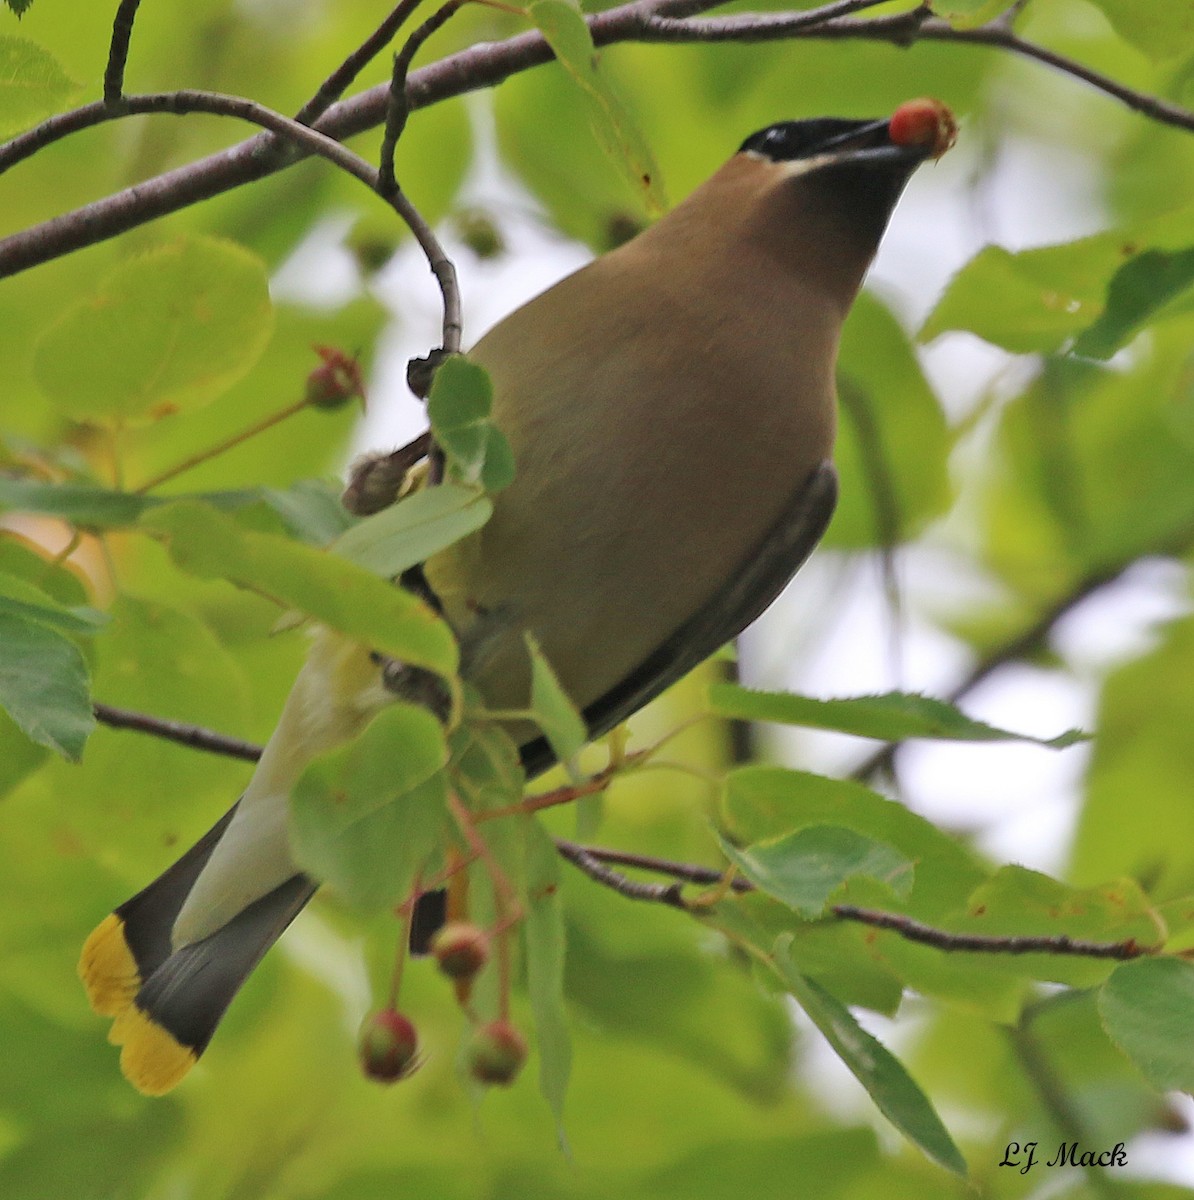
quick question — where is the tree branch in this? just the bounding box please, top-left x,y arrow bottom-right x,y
3,0 -> 1191,279
831,904 -> 1154,959
0,86 -> 464,357
554,840 -> 692,906
295,0 -> 427,127
92,701 -> 264,762
380,0 -> 466,195
89,699 -> 739,896
104,0 -> 144,103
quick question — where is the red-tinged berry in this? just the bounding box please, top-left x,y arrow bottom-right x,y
430,922 -> 490,982
466,1019 -> 527,1086
358,1008 -> 419,1084
889,98 -> 957,159
305,345 -> 366,411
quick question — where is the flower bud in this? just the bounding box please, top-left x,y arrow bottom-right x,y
430,922 -> 490,981
466,1019 -> 527,1086
305,345 -> 365,411
358,1008 -> 418,1084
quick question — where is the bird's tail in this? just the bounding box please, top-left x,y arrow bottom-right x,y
78,806 -> 316,1095
79,631 -> 393,1094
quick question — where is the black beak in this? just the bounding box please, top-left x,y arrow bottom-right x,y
814,118 -> 933,171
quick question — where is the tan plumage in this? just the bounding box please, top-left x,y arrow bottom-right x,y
79,107 -> 947,1094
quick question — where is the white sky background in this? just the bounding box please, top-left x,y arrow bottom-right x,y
272,96 -> 1194,1185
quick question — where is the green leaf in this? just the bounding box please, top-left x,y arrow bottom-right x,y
928,0 -> 1014,26
426,356 -> 515,492
829,292 -> 952,548
708,683 -> 1085,748
527,0 -> 666,212
524,633 -> 586,767
1099,958 -> 1194,1093
0,478 -> 153,528
290,704 -> 449,910
333,482 -> 492,578
0,574 -> 106,637
921,242 -> 1110,353
521,816 -> 572,1133
0,610 -> 93,759
719,825 -> 914,918
772,937 -> 967,1176
721,767 -> 987,916
921,210 -> 1194,354
449,714 -> 526,816
1087,0 -> 1194,62
1073,246 -> 1194,360
0,708 -> 49,797
34,237 -> 274,425
260,479 -> 357,546
143,500 -> 458,678
0,36 -> 79,137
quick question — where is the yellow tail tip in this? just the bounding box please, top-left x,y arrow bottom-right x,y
78,914 -> 141,1017
109,1004 -> 198,1096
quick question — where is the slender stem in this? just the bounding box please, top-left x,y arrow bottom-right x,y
92,701 -> 264,761
388,873 -> 422,1006
379,0 -> 465,194
133,397 -> 310,493
831,905 -> 1154,960
476,771 -> 615,822
296,0 -> 427,126
447,791 -> 522,1019
0,86 -> 463,358
0,88 -> 385,188
555,840 -> 690,907
556,840 -> 754,892
105,0 -> 144,103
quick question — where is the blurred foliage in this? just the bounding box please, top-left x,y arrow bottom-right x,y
3,0 -> 1194,1197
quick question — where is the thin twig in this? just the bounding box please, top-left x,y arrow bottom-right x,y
447,791 -> 521,1018
554,840 -> 691,907
832,904 -> 1154,960
3,0 -> 1192,277
105,0 -> 144,104
295,0 -> 427,127
379,0 -> 465,195
0,90 -> 385,190
87,698 -> 752,894
133,397 -> 310,493
556,840 -> 755,892
0,86 -> 463,356
92,701 -> 264,761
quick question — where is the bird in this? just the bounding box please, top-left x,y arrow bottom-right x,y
79,100 -> 956,1095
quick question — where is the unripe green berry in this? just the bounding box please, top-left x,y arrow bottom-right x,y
430,922 -> 490,981
467,1019 -> 527,1086
358,1008 -> 418,1084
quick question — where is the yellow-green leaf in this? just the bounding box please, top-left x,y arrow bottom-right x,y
0,36 -> 79,137
34,237 -> 274,426
142,500 -> 458,678
527,0 -> 666,213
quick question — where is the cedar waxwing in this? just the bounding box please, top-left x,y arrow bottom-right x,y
79,101 -> 956,1094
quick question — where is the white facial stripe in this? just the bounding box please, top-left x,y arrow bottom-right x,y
741,150 -> 842,177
